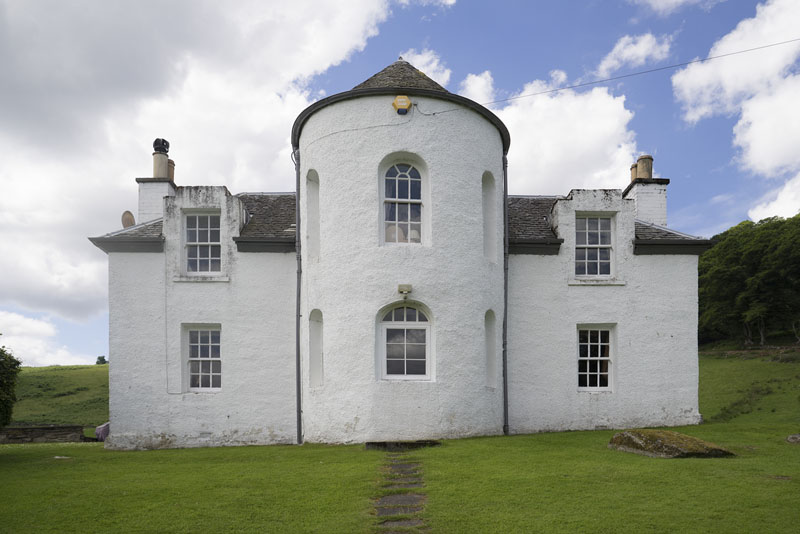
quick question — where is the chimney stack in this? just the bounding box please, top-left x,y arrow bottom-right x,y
135,138 -> 176,223
623,154 -> 669,227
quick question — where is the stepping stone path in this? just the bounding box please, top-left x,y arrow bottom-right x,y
374,451 -> 428,532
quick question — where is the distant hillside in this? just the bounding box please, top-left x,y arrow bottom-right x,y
10,365 -> 108,427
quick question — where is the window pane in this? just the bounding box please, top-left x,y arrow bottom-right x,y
202,361 -> 211,373
575,262 -> 585,275
600,330 -> 609,343
200,331 -> 209,343
383,311 -> 393,322
599,231 -> 611,245
190,331 -> 199,343
599,375 -> 608,387
598,249 -> 610,261
578,375 -> 587,387
198,259 -> 209,271
579,345 -> 587,358
210,230 -> 220,243
212,361 -> 221,373
579,330 -> 588,343
589,330 -> 598,343
590,345 -> 598,358
187,229 -> 197,243
187,217 -> 197,229
188,246 -> 198,259
385,203 -> 396,222
406,360 -> 426,375
405,308 -> 417,321
588,375 -> 597,387
410,180 -> 421,200
201,375 -> 210,387
409,224 -> 421,243
190,345 -> 199,358
386,360 -> 404,375
187,259 -> 198,272
398,204 -> 408,222
589,360 -> 598,373
588,218 -> 598,231
200,345 -> 209,358
599,262 -> 610,275
211,245 -> 222,259
387,328 -> 405,343
587,231 -> 598,245
387,344 -> 404,358
587,263 -> 598,275
394,308 -> 405,321
210,216 -> 220,228
417,311 -> 428,322
578,360 -> 587,372
410,204 -> 421,222
385,179 -> 396,198
576,218 -> 586,230
409,167 -> 420,179
190,375 -> 200,387
211,345 -> 220,358
406,329 -> 426,343
599,218 -> 611,230
211,375 -> 221,388
190,361 -> 199,373
396,164 -> 410,173
406,344 -> 426,359
398,180 -> 408,199
208,259 -> 220,272
198,217 -> 208,229
211,331 -> 220,344
386,166 -> 398,178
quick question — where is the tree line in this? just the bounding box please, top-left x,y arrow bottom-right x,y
699,213 -> 800,345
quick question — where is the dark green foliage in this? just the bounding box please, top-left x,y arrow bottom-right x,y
0,336 -> 23,427
95,356 -> 107,365
699,214 -> 800,344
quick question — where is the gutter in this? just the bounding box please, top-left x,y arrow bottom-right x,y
502,154 -> 510,436
633,238 -> 712,255
293,148 -> 303,445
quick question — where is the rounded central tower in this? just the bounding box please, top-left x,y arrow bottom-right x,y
293,60 -> 510,443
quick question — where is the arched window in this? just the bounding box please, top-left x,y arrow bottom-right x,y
383,163 -> 422,244
380,305 -> 430,379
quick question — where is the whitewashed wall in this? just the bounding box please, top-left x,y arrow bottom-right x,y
106,187 -> 296,450
298,95 -> 506,443
507,189 -> 701,432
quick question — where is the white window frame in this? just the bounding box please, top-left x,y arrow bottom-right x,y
575,215 -> 613,278
382,163 -> 424,245
186,326 -> 222,391
380,306 -> 431,380
184,212 -> 222,275
577,325 -> 613,391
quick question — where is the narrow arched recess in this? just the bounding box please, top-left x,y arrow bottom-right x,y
485,309 -> 497,387
306,170 -> 320,262
482,171 -> 497,262
309,309 -> 323,388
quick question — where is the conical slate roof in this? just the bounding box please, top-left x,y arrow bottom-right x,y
352,59 -> 449,93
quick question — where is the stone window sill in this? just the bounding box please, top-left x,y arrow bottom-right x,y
173,275 -> 230,283
568,279 -> 626,286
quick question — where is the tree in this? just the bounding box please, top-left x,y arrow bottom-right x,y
0,335 -> 22,428
96,356 -> 107,365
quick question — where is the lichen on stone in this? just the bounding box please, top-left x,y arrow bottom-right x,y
608,429 -> 735,458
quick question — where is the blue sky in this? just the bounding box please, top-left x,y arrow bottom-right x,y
1,0 -> 798,366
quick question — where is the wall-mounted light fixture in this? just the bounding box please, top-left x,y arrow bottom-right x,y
398,284 -> 412,299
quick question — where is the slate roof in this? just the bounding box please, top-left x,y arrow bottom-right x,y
237,193 -> 296,240
90,192 -> 709,254
352,59 -> 449,93
507,196 -> 560,242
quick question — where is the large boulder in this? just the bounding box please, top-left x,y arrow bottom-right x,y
609,429 -> 735,458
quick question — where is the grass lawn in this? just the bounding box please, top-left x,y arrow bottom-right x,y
2,349 -> 799,532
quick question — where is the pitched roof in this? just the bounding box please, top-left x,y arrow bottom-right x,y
237,193 -> 296,240
88,219 -> 164,253
352,59 -> 449,93
507,196 -> 560,242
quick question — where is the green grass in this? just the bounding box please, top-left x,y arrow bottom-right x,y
10,365 -> 108,427
2,349 -> 799,533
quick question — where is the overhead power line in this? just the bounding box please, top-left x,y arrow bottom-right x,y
482,37 -> 800,107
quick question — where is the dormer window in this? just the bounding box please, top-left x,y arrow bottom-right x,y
383,164 -> 422,244
186,214 -> 221,273
575,216 -> 611,276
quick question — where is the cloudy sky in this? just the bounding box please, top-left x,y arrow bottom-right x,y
1,0 -> 799,366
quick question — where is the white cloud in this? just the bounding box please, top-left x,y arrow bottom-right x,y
399,48 -> 452,87
0,311 -> 93,366
672,0 -> 800,123
671,0 -> 800,221
458,71 -> 495,105
398,0 -> 456,5
628,0 -> 725,16
733,73 -> 800,176
596,33 -> 672,77
498,72 -> 637,195
0,0 -> 394,324
748,172 -> 800,221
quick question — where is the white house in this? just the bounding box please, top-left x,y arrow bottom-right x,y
91,60 -> 710,450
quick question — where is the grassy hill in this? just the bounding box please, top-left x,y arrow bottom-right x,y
10,364 -> 108,427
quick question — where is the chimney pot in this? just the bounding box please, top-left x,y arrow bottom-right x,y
152,138 -> 170,179
630,163 -> 637,181
636,154 -> 653,179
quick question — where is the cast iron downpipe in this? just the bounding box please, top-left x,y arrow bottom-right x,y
293,148 -> 303,445
502,154 -> 510,435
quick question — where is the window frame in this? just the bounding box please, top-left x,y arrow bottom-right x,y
380,161 -> 425,246
574,214 -> 614,278
577,325 -> 613,392
379,305 -> 432,381
184,211 -> 222,275
185,325 -> 222,392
